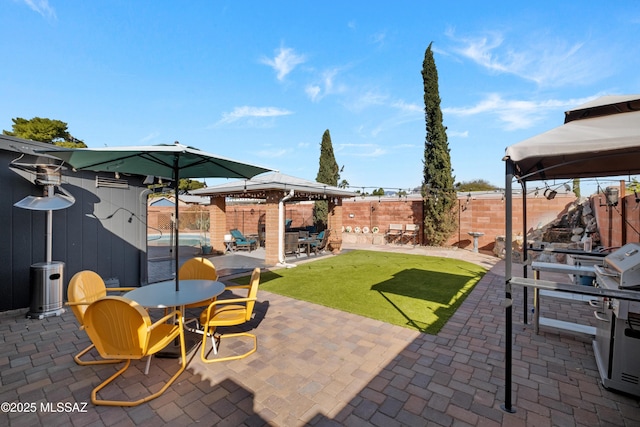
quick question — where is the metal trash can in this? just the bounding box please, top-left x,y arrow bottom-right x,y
27,261 -> 66,319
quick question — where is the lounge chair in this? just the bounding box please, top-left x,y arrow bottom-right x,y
385,224 -> 403,244
402,224 -> 419,246
229,229 -> 257,252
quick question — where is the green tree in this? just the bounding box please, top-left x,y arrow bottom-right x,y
314,129 -> 340,229
421,42 -> 456,245
372,188 -> 385,196
3,117 -> 87,147
455,179 -> 498,192
178,178 -> 205,192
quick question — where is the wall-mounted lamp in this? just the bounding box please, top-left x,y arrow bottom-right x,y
544,188 -> 557,200
462,193 -> 471,211
605,187 -> 619,206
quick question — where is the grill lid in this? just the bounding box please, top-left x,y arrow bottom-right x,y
600,243 -> 640,289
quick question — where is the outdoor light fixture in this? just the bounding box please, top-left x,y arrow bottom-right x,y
605,187 -> 619,206
544,188 -> 557,200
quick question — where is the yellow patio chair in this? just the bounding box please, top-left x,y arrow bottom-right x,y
178,257 -> 220,329
83,296 -> 186,406
198,267 -> 260,363
178,257 -> 219,309
66,270 -> 136,366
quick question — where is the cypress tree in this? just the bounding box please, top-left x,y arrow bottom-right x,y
422,42 -> 457,245
314,129 -> 339,229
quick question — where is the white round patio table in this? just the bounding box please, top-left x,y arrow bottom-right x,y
124,279 -> 226,359
124,279 -> 225,309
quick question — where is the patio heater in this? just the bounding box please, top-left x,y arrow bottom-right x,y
12,163 -> 75,319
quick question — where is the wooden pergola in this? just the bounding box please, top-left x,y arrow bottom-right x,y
192,172 -> 355,265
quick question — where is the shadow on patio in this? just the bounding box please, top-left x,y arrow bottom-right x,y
1,255 -> 639,426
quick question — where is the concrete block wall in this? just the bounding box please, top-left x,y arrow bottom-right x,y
591,183 -> 640,248
148,193 -> 580,253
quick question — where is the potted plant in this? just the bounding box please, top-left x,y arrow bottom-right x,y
327,229 -> 343,253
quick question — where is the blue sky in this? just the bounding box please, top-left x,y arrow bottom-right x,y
2,1 -> 640,194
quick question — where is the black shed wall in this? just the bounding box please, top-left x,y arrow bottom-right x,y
0,136 -> 149,312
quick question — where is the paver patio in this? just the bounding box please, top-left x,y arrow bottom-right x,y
1,245 -> 638,426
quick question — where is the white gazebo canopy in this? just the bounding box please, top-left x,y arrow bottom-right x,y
505,95 -> 640,181
191,172 -> 355,200
501,94 -> 640,413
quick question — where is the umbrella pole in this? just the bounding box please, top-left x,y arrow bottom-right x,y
174,157 -> 180,292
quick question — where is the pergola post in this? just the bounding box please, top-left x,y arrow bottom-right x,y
327,198 -> 343,253
210,196 -> 227,255
264,191 -> 280,265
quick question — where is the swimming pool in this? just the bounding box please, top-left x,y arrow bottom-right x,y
148,233 -> 209,246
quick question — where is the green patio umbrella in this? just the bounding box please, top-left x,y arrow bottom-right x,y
39,142 -> 273,290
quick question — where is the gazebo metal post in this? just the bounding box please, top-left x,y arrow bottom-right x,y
502,160 -> 516,413
522,181 -> 528,324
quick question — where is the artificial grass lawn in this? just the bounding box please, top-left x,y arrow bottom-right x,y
237,250 -> 487,334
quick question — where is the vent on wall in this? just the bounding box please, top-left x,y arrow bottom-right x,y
96,176 -> 129,189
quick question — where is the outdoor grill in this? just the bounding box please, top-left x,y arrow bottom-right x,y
593,243 -> 640,396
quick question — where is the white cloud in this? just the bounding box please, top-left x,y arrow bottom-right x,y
363,98 -> 423,136
390,100 -> 422,114
213,106 -> 293,127
256,148 -> 289,158
447,30 -> 611,87
346,90 -> 388,111
370,31 -> 386,47
21,0 -> 56,19
305,85 -> 321,102
444,94 -> 596,130
261,46 -> 306,81
305,67 -> 346,102
139,132 -> 160,144
336,143 -> 387,157
448,130 -> 469,138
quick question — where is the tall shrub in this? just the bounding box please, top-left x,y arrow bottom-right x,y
422,42 -> 456,245
314,129 -> 339,229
